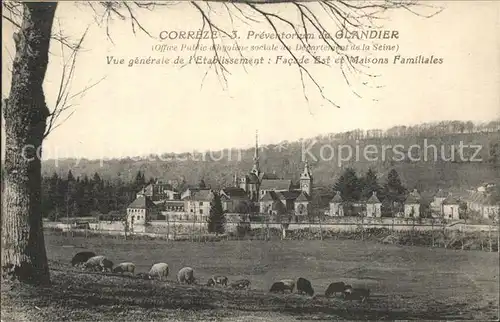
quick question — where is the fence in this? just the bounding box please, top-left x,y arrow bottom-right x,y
44,218 -> 499,253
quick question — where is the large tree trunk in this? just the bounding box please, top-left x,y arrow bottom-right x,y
1,2 -> 57,285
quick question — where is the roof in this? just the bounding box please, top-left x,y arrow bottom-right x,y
164,201 -> 184,207
221,187 -> 248,199
260,191 -> 278,202
442,194 -> 459,205
381,197 -> 392,206
278,190 -> 302,201
260,172 -> 280,180
142,184 -> 153,195
366,192 -> 381,204
259,179 -> 292,191
184,189 -> 214,201
271,200 -> 286,212
182,187 -> 200,194
331,191 -> 343,203
409,189 -> 421,200
295,191 -> 311,202
434,189 -> 448,198
127,195 -> 156,209
405,194 -> 420,204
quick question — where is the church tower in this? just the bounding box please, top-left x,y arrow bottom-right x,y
250,130 -> 261,177
300,159 -> 313,195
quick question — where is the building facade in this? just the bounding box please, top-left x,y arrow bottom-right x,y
236,132 -> 313,217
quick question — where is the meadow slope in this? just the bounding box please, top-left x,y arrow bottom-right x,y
2,232 -> 499,321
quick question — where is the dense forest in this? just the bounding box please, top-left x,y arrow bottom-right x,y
40,120 -> 500,193
40,170 -> 148,220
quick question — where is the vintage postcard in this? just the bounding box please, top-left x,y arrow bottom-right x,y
1,1 -> 499,321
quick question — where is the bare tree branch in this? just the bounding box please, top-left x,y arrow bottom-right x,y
44,25 -> 105,138
2,0 -> 443,111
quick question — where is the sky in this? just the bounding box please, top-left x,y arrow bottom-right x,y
2,1 -> 500,160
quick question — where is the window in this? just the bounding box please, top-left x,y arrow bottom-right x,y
199,209 -> 203,214
199,202 -> 203,206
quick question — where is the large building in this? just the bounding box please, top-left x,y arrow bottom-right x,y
236,132 -> 313,217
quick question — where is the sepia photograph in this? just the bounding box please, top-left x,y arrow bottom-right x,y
1,0 -> 499,321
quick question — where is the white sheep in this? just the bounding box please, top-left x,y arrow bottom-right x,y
279,279 -> 295,293
177,267 -> 195,284
148,263 -> 169,281
82,255 -> 105,272
112,262 -> 136,275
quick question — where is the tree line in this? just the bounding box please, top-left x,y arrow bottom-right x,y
332,168 -> 417,216
333,168 -> 406,203
320,119 -> 500,141
41,170 -> 151,220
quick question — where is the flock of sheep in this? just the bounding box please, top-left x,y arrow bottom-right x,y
71,251 -> 370,302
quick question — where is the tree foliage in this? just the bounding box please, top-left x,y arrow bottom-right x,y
41,171 -> 139,220
207,191 -> 225,234
361,168 -> 381,200
383,169 -> 407,203
333,167 -> 361,202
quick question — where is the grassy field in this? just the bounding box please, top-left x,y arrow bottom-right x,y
2,231 -> 499,321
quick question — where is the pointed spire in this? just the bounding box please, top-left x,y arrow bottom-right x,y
301,158 -> 312,179
254,130 -> 259,161
251,130 -> 260,175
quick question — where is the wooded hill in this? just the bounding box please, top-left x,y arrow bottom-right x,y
41,120 -> 500,194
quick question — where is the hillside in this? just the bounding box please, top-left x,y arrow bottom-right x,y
2,232 -> 497,321
41,126 -> 500,193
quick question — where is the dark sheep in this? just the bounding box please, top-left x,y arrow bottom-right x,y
296,277 -> 314,296
207,275 -> 228,287
269,282 -> 287,293
325,282 -> 346,297
71,251 -> 96,267
343,287 -> 370,303
101,258 -> 114,272
230,279 -> 251,290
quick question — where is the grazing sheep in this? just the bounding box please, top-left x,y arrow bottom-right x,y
296,277 -> 314,296
325,282 -> 346,298
71,251 -> 96,267
279,279 -> 295,293
230,279 -> 251,290
112,262 -> 136,275
82,255 -> 106,272
343,287 -> 370,303
100,258 -> 114,272
269,282 -> 287,293
148,263 -> 169,281
207,275 -> 228,287
177,267 -> 196,284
